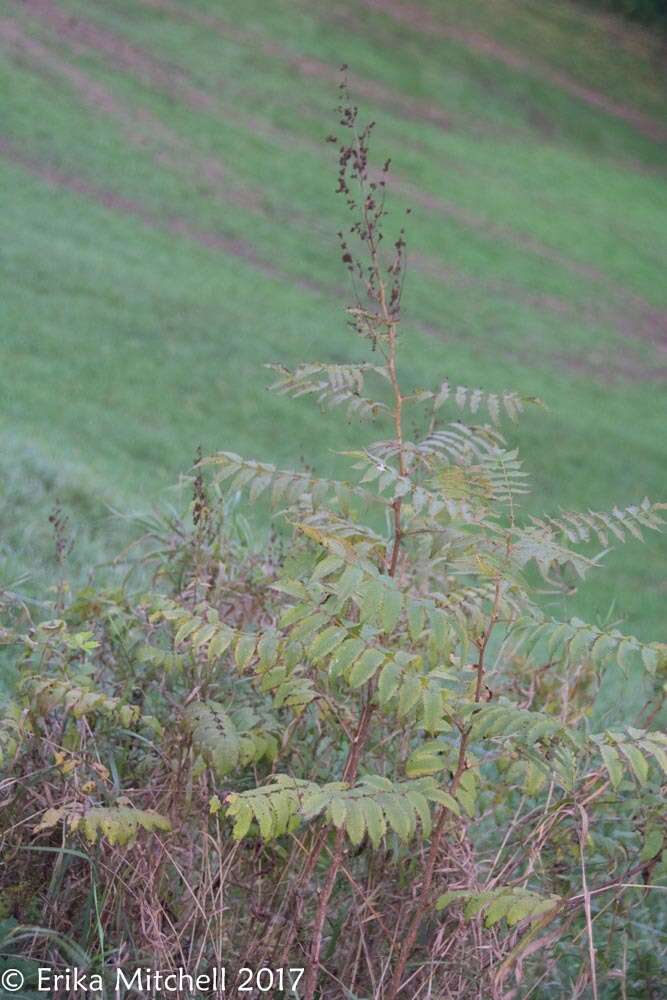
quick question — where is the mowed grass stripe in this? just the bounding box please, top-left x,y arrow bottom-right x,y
357,0 -> 667,141
365,0 -> 667,121
5,121 -> 636,385
6,2 -> 665,340
12,0 -> 666,309
5,36 -> 659,362
4,5 -> 664,388
5,0 -> 664,364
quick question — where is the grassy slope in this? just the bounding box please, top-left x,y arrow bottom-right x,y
1,0 -> 665,660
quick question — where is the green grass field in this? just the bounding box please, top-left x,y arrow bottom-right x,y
1,0 -> 666,656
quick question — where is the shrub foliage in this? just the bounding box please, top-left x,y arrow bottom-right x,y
1,82 -> 665,998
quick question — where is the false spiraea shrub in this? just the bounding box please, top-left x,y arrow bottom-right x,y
1,82 -> 665,999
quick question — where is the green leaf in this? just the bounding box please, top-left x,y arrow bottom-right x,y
234,635 -> 257,670
456,770 -> 478,817
407,600 -> 425,642
426,788 -> 461,816
271,578 -> 309,599
380,793 -> 414,842
382,587 -> 402,633
378,657 -> 401,705
290,611 -> 329,644
279,602 -> 312,628
361,797 -> 386,848
405,750 -> 446,778
270,790 -> 291,837
621,744 -> 649,785
251,795 -> 274,841
208,628 -> 233,662
192,622 -> 218,651
523,758 -> 548,795
174,617 -> 201,646
301,789 -> 334,821
436,890 -> 465,911
275,676 -> 316,709
260,665 -> 287,692
359,578 -> 384,626
640,829 -> 664,862
348,648 -> 385,687
641,646 -> 659,675
616,638 -> 637,674
78,806 -> 170,847
344,799 -> 366,846
258,632 -> 279,668
484,894 -> 513,927
405,789 -> 432,838
642,739 -> 667,774
330,638 -> 365,679
330,797 -> 347,829
567,625 -> 596,663
600,745 -> 623,789
464,893 -> 495,919
397,674 -> 421,718
335,564 -> 364,602
428,606 -> 452,652
311,554 -> 345,581
359,774 -> 393,791
307,626 -> 348,663
185,701 -> 239,778
229,800 -> 253,841
505,898 -> 536,927
422,685 -> 443,734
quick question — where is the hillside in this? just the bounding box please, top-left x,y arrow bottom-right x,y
1,0 -> 666,655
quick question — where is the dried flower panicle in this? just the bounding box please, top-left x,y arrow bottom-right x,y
49,503 -> 74,566
329,69 -> 409,348
192,445 -> 210,531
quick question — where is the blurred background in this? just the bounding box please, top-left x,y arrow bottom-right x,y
1,0 -> 665,645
